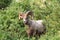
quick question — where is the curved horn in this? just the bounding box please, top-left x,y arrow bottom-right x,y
26,11 -> 33,19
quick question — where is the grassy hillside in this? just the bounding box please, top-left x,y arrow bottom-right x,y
0,0 -> 60,40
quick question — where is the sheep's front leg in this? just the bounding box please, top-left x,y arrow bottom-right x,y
33,30 -> 36,37
26,29 -> 32,39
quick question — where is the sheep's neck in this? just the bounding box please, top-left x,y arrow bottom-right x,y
25,19 -> 32,27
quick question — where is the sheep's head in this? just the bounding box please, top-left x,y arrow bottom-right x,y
19,13 -> 27,20
19,11 -> 33,19
18,11 -> 33,24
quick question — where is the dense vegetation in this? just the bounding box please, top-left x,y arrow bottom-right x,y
0,0 -> 60,40
0,0 -> 12,9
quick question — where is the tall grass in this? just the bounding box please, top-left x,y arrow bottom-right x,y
0,0 -> 60,40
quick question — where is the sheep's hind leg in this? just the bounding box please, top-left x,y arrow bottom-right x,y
26,29 -> 33,39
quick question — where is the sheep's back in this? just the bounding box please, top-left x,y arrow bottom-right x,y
30,20 -> 45,32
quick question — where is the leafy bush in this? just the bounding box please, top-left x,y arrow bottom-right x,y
0,0 -> 12,9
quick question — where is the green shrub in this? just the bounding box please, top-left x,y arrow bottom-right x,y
0,0 -> 60,40
0,0 -> 12,9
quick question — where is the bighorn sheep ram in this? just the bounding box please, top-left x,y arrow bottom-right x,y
19,11 -> 46,38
